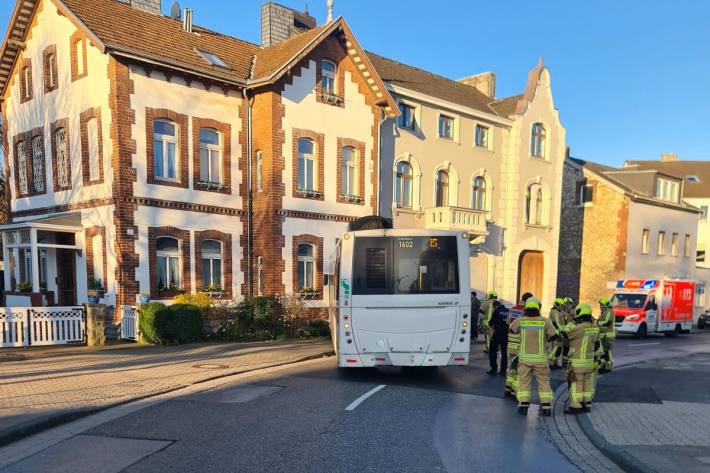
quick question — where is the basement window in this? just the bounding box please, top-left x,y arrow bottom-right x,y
196,49 -> 230,69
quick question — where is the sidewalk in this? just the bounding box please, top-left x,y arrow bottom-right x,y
579,352 -> 710,473
0,339 -> 333,446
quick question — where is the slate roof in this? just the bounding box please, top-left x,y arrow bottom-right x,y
624,160 -> 710,199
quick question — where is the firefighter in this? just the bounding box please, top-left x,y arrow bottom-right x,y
597,297 -> 616,372
563,303 -> 601,414
504,293 -> 532,399
509,297 -> 559,416
547,298 -> 566,369
481,291 -> 497,353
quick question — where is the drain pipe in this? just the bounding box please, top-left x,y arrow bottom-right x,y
243,87 -> 253,299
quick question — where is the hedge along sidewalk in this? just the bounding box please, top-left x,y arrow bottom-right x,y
0,338 -> 333,447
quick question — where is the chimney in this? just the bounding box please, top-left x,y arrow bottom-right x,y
182,8 -> 193,33
117,0 -> 162,15
260,2 -> 316,47
459,72 -> 496,99
660,153 -> 679,162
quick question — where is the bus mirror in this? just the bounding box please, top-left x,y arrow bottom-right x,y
323,274 -> 331,286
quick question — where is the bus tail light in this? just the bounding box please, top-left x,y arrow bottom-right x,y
374,357 -> 386,362
453,357 -> 465,362
346,358 -> 358,364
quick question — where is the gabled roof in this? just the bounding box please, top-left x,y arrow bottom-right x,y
490,94 -> 523,118
568,157 -> 698,213
0,0 -> 398,117
624,160 -> 710,199
367,52 -> 500,116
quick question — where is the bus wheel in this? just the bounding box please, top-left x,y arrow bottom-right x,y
635,323 -> 647,339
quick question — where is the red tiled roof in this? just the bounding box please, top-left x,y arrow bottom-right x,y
251,24 -> 329,80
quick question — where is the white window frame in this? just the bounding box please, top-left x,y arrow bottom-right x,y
657,231 -> 666,256
341,146 -> 358,197
297,243 -> 315,291
531,122 -> 546,159
47,53 -> 57,89
437,113 -> 456,141
153,119 -> 178,181
435,169 -> 450,207
397,102 -> 417,131
321,60 -> 337,96
201,239 -> 223,290
297,138 -> 316,192
395,160 -> 413,208
156,237 -> 181,290
31,135 -> 45,192
472,175 -> 487,211
87,118 -> 100,182
256,150 -> 263,192
578,183 -> 593,206
641,229 -> 650,254
474,123 -> 490,149
199,128 -> 222,184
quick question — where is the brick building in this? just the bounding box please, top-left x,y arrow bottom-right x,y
557,157 -> 699,313
0,0 -> 397,311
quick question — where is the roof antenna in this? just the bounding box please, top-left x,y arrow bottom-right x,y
326,0 -> 334,22
304,2 -> 309,14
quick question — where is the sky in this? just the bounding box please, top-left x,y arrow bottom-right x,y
1,0 -> 708,167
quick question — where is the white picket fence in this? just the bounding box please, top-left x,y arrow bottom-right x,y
120,305 -> 139,341
0,307 -> 85,348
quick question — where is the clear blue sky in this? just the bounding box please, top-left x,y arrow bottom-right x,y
2,0 -> 708,166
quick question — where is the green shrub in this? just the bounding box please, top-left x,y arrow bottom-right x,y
169,303 -> 204,343
300,319 -> 330,338
139,302 -> 170,344
252,296 -> 283,334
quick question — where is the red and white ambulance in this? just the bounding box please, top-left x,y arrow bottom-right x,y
612,279 -> 695,337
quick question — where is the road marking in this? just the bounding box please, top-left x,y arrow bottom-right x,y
345,385 -> 386,411
628,342 -> 661,347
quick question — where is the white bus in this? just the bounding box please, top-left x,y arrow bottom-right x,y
326,223 -> 472,368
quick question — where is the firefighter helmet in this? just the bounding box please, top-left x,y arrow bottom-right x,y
575,303 -> 592,317
599,297 -> 611,307
487,291 -> 498,299
525,297 -> 541,311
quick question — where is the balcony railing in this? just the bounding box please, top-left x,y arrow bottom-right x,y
424,206 -> 488,235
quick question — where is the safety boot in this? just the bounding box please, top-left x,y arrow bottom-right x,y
517,405 -> 529,416
541,408 -> 552,417
564,407 -> 580,415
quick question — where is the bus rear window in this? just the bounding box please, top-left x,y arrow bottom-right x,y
352,236 -> 459,295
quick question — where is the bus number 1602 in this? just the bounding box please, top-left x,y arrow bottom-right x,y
398,240 -> 414,248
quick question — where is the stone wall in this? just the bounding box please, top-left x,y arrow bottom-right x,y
556,161 -> 583,300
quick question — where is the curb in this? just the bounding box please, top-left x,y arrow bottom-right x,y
0,349 -> 334,448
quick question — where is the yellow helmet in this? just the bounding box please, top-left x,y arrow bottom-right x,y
599,297 -> 611,307
525,297 -> 541,311
554,297 -> 565,307
575,303 -> 592,317
487,291 -> 498,299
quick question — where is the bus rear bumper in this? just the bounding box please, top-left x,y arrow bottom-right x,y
338,353 -> 469,367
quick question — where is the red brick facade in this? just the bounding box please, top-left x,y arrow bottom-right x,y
194,229 -> 233,296
145,107 -> 189,188
85,225 -> 108,290
79,107 -> 105,185
291,234 -> 324,299
191,117 -> 232,194
42,44 -> 58,94
50,118 -> 72,191
148,226 -> 191,298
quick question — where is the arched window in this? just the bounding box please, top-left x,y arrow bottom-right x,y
321,60 -> 337,96
153,120 -> 177,180
297,243 -> 315,291
297,138 -> 315,191
395,161 -> 413,208
525,183 -> 546,225
256,150 -> 263,192
156,237 -> 180,290
199,128 -> 221,184
54,128 -> 70,188
341,146 -> 357,197
31,135 -> 45,192
531,123 -> 546,158
472,176 -> 487,211
201,239 -> 223,291
435,170 -> 449,207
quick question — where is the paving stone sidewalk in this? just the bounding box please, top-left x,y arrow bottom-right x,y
580,353 -> 710,473
0,339 -> 333,445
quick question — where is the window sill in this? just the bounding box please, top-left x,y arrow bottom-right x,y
295,188 -> 323,199
338,194 -> 364,204
529,155 -> 550,162
196,181 -> 230,193
524,223 -> 552,230
319,92 -> 343,106
437,136 -> 457,143
474,144 -> 493,152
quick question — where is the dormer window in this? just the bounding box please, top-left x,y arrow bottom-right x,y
196,49 -> 230,69
655,177 -> 680,203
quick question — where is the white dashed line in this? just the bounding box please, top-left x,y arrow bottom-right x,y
345,385 -> 387,411
628,342 -> 661,347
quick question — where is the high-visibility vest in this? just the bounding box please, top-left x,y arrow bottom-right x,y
515,317 -> 555,364
567,322 -> 599,370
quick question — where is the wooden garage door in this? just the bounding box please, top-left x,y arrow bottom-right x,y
517,251 -> 544,303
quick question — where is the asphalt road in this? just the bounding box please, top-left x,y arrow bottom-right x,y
3,331 -> 710,473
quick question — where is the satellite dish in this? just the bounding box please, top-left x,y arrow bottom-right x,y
170,1 -> 181,19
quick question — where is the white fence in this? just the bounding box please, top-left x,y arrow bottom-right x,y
0,307 -> 85,348
120,305 -> 139,341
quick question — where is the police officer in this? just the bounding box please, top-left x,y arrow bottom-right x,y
480,291 -> 497,353
509,297 -> 559,416
563,303 -> 601,414
547,298 -> 566,369
487,300 -> 508,375
470,291 -> 481,342
597,297 -> 616,372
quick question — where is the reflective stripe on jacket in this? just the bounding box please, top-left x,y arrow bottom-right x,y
567,322 -> 599,369
510,317 -> 557,364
